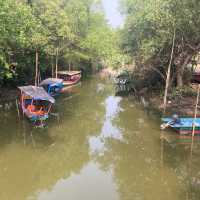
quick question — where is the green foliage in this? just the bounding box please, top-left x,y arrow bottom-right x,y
0,0 -> 121,86
120,0 -> 200,87
168,86 -> 196,101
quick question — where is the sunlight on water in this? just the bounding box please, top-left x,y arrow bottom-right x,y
34,162 -> 119,200
89,95 -> 123,153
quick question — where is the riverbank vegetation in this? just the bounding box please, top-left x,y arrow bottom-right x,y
118,0 -> 200,114
120,0 -> 200,92
2,0 -> 200,113
0,0 -> 122,87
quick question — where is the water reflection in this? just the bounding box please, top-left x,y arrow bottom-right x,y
34,162 -> 119,200
1,76 -> 200,200
94,98 -> 191,200
89,96 -> 123,153
161,132 -> 200,200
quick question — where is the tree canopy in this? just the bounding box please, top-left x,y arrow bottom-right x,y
0,0 -> 121,86
120,0 -> 200,87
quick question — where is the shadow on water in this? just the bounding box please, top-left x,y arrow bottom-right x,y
0,75 -> 200,200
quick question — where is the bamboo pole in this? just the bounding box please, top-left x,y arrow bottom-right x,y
52,56 -> 54,78
69,61 -> 71,71
55,48 -> 58,78
16,99 -> 20,120
21,93 -> 25,117
189,84 -> 200,170
47,103 -> 52,114
35,50 -> 39,86
38,69 -> 41,86
188,85 -> 200,194
163,29 -> 176,114
192,84 -> 200,137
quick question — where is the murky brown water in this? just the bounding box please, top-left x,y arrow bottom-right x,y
0,75 -> 200,200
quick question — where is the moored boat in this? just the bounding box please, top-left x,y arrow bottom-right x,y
39,78 -> 63,96
161,117 -> 200,134
57,71 -> 81,87
114,70 -> 131,85
191,72 -> 200,84
18,86 -> 55,122
161,133 -> 200,145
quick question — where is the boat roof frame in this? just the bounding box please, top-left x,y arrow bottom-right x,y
18,85 -> 55,103
57,71 -> 81,76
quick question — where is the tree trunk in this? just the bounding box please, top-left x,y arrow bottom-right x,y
176,54 -> 193,87
176,65 -> 183,87
35,50 -> 38,86
55,48 -> 58,78
163,29 -> 176,114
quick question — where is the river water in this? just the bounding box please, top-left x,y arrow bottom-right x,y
0,75 -> 200,200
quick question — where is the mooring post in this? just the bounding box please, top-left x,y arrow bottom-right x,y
55,47 -> 58,78
35,50 -> 39,86
192,84 -> 200,137
16,99 -> 20,120
163,29 -> 176,114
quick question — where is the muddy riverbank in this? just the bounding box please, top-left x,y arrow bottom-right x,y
0,67 -> 199,118
0,87 -> 18,103
102,67 -> 198,117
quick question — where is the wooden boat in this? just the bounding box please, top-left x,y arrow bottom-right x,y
114,70 -> 131,85
161,117 -> 200,134
18,86 -> 55,122
57,71 -> 81,87
192,72 -> 200,84
39,78 -> 63,97
162,133 -> 200,145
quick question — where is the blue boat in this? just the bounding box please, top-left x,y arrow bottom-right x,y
18,86 -> 55,122
161,117 -> 200,134
39,78 -> 63,96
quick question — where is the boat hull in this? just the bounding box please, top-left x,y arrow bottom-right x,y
192,73 -> 200,84
162,118 -> 200,135
61,82 -> 81,93
23,108 -> 49,122
174,127 -> 200,135
47,85 -> 63,97
62,77 -> 81,87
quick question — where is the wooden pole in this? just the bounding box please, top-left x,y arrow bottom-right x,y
47,103 -> 52,114
16,99 -> 20,120
35,50 -> 39,86
163,29 -> 176,114
69,61 -> 71,71
55,48 -> 58,78
192,84 -> 200,137
21,93 -> 25,117
188,85 -> 200,191
38,69 -> 41,86
52,56 -> 54,78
